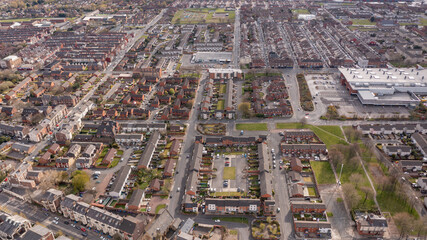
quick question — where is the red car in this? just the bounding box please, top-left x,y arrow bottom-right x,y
81,228 -> 86,232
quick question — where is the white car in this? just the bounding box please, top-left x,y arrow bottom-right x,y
214,219 -> 221,223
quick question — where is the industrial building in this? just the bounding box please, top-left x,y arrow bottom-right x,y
339,67 -> 427,107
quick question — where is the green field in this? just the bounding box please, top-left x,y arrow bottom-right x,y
350,19 -> 376,26
223,167 -> 236,180
307,187 -> 317,196
172,8 -> 235,24
236,123 -> 268,131
212,217 -> 249,224
310,161 -> 336,184
219,84 -> 226,94
292,9 -> 310,14
217,100 -> 225,110
211,192 -> 243,197
276,123 -> 347,148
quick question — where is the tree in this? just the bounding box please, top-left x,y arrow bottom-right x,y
394,212 -> 413,238
168,88 -> 175,95
370,16 -> 375,22
360,186 -> 373,205
349,173 -> 363,189
71,170 -> 90,193
329,148 -> 344,168
299,117 -> 307,127
39,170 -> 62,190
238,102 -> 251,118
342,183 -> 361,209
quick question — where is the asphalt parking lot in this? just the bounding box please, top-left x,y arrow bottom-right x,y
211,154 -> 248,192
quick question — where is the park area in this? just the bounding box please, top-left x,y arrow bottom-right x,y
172,8 -> 235,24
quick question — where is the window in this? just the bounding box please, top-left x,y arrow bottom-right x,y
249,205 -> 257,211
208,204 -> 216,211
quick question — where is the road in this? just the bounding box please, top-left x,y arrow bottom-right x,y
0,193 -> 104,239
168,71 -> 207,217
232,7 -> 241,68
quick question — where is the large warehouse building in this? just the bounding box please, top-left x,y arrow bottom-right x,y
339,67 -> 427,107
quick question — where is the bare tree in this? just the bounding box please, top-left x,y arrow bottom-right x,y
349,173 -> 363,189
360,186 -> 373,206
393,212 -> 413,239
342,183 -> 361,209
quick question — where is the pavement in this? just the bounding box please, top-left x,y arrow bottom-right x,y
0,193 -> 104,239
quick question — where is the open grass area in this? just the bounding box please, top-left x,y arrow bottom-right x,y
350,19 -> 376,25
217,100 -> 225,110
219,84 -> 226,94
223,167 -> 236,180
377,190 -> 419,218
212,217 -> 249,224
307,187 -> 316,196
0,17 -> 53,22
172,8 -> 235,24
317,126 -> 344,139
276,122 -> 306,129
109,159 -> 119,168
292,9 -> 310,14
211,192 -> 243,197
310,161 -> 336,184
236,123 -> 268,131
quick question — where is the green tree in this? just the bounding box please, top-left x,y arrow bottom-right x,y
238,102 -> 251,118
168,88 -> 175,95
71,170 -> 90,192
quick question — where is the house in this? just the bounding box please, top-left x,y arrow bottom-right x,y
138,131 -> 161,169
412,133 -> 427,156
11,143 -> 35,154
290,158 -> 303,172
291,184 -> 304,198
60,194 -> 81,219
75,157 -> 92,169
170,139 -> 181,156
56,157 -> 75,169
19,225 -> 55,240
289,171 -> 302,182
283,130 -> 316,142
149,178 -> 161,192
0,212 -> 32,239
109,165 -> 132,198
383,145 -> 411,156
127,189 -> 144,211
39,151 -> 52,165
355,213 -> 388,237
281,144 -> 327,156
47,143 -> 60,154
35,188 -> 64,212
399,160 -> 423,172
294,221 -> 332,238
163,159 -> 176,178
102,148 -> 117,165
417,177 -> 427,194
115,134 -> 144,145
66,144 -> 81,158
205,198 -> 261,214
85,207 -> 122,236
1,106 -> 17,116
82,144 -> 96,158
291,201 -> 327,213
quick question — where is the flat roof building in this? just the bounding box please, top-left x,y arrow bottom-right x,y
339,67 -> 427,106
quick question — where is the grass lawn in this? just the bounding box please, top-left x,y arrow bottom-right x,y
117,150 -> 123,155
236,123 -> 268,131
276,122 -> 306,129
219,84 -> 226,94
310,161 -> 336,184
317,126 -> 344,139
217,100 -> 225,110
172,8 -> 234,24
420,18 -> 427,26
212,217 -> 249,225
211,192 -> 243,197
109,159 -> 119,168
307,187 -> 316,196
223,167 -> 236,180
155,204 -> 167,214
350,19 -> 376,25
292,9 -> 310,14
